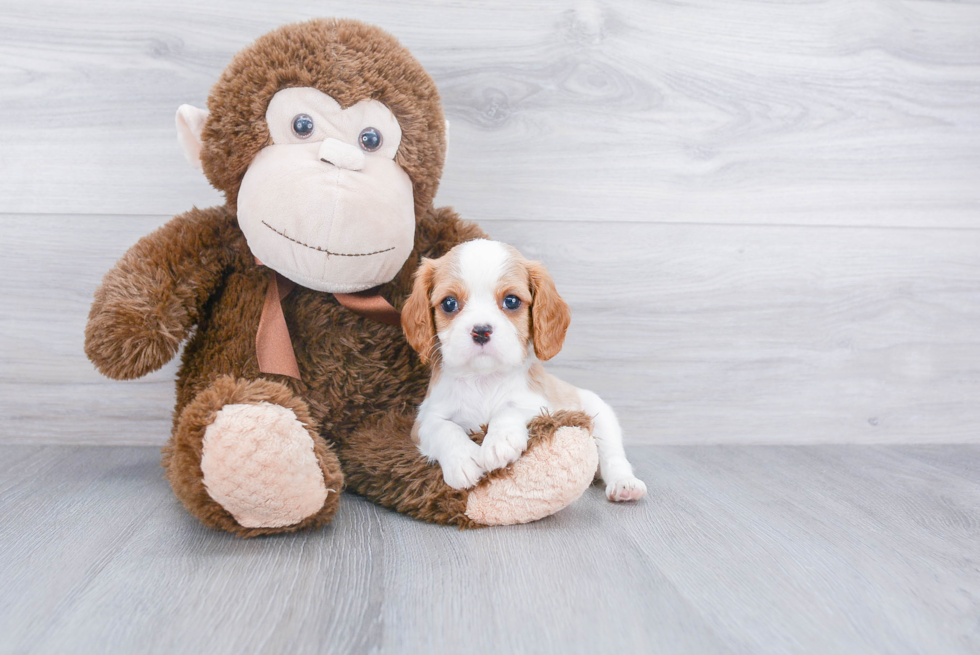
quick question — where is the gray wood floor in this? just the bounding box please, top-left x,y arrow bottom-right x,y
2,445 -> 978,654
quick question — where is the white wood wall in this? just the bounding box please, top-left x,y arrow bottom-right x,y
2,0 -> 979,445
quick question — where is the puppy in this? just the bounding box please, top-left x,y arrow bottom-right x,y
401,239 -> 646,502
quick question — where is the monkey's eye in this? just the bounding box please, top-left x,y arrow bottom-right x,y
440,296 -> 459,313
291,114 -> 315,139
503,295 -> 522,310
358,127 -> 383,152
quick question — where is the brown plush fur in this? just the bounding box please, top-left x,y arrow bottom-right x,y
85,206 -> 240,381
163,376 -> 344,537
339,409 -> 594,529
200,19 -> 446,216
85,18 -> 592,536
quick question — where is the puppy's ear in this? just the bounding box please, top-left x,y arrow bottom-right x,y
527,260 -> 571,361
401,258 -> 438,364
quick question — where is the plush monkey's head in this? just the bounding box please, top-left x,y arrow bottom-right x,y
176,19 -> 447,293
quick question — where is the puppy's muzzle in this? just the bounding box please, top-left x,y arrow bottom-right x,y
471,324 -> 493,345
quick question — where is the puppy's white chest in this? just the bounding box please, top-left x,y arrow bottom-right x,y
450,398 -> 495,433
435,374 -> 548,433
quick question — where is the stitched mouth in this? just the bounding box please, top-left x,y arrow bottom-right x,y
261,221 -> 395,257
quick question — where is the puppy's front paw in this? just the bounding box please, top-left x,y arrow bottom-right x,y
442,456 -> 486,490
482,424 -> 529,471
605,476 -> 647,502
439,440 -> 487,490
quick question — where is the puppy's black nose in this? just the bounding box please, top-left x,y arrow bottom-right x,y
471,324 -> 493,345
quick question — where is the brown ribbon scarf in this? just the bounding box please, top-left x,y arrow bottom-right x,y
254,261 -> 402,380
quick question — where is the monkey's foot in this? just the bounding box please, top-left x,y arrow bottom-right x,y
464,413 -> 598,526
201,402 -> 335,528
164,376 -> 343,537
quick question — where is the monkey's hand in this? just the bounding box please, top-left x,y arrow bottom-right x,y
85,206 -> 236,380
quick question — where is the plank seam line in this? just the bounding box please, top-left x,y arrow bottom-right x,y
3,212 -> 980,233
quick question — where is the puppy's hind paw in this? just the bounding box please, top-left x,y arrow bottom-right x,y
606,476 -> 647,502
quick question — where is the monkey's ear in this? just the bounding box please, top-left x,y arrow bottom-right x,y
175,104 -> 209,172
401,259 -> 438,365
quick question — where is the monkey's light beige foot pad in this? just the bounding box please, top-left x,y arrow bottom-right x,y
465,425 -> 598,526
200,402 -> 331,528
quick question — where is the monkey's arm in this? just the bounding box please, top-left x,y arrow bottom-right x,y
85,206 -> 239,380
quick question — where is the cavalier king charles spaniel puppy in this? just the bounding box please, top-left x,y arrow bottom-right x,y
401,239 -> 646,502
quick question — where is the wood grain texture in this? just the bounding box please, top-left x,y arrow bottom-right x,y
0,215 -> 178,444
3,214 -> 979,445
1,444 -> 978,654
0,0 -> 978,226
1,0 -> 979,446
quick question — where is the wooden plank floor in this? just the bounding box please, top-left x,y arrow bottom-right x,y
2,445 -> 978,654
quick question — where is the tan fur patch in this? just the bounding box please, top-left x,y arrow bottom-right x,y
528,362 -> 582,411
401,258 -> 439,364
402,247 -> 474,365
428,248 -> 465,313
495,257 -> 532,356
431,283 -> 468,336
525,259 -> 571,361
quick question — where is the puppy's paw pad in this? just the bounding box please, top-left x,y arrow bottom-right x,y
442,457 -> 486,490
606,476 -> 647,502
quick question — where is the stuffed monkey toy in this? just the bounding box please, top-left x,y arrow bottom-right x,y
84,19 -> 599,537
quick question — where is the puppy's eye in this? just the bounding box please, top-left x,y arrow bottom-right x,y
440,296 -> 459,313
358,127 -> 383,152
292,114 -> 315,139
503,295 -> 521,310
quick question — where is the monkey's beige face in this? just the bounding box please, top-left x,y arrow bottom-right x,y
238,87 -> 416,292
178,86 -> 416,293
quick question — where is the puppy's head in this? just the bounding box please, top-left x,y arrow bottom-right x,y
402,239 -> 571,373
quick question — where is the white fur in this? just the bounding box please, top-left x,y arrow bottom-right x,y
415,240 -> 646,501
437,241 -> 527,376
